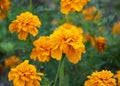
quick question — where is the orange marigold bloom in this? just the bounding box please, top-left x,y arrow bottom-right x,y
115,71 -> 120,86
60,0 -> 90,15
82,6 -> 101,21
84,70 -> 116,86
0,0 -> 11,20
95,36 -> 106,53
50,23 -> 85,64
5,55 -> 20,68
9,12 -> 41,40
112,21 -> 120,35
30,36 -> 51,62
8,60 -> 44,86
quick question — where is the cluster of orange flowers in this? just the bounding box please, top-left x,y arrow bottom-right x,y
7,0 -> 90,85
30,23 -> 85,64
1,0 -> 119,86
0,0 -> 11,20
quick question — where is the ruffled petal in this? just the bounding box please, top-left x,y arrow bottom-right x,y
51,48 -> 62,60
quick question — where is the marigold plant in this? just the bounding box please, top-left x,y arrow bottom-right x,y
9,11 -> 41,40
82,6 -> 101,21
8,60 -> 44,86
84,70 -> 116,86
50,23 -> 86,64
112,21 -> 120,35
0,0 -> 11,20
60,0 -> 90,15
95,36 -> 106,53
4,55 -> 20,68
30,36 -> 52,62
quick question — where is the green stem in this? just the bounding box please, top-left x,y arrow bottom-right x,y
53,57 -> 65,86
29,0 -> 32,12
0,6 -> 10,27
59,57 -> 65,86
65,15 -> 69,23
53,60 -> 61,86
0,7 -> 9,19
78,12 -> 86,25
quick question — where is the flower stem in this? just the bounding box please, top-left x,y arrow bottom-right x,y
53,57 -> 65,86
65,15 -> 69,23
53,60 -> 61,86
59,57 -> 65,86
0,7 -> 10,26
29,0 -> 32,12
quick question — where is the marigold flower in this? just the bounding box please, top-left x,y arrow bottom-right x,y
82,6 -> 101,21
84,70 -> 116,86
0,0 -> 11,20
50,23 -> 85,64
115,70 -> 120,86
30,36 -> 51,62
60,0 -> 90,15
112,21 -> 120,35
5,55 -> 20,68
9,12 -> 41,40
95,36 -> 106,53
8,60 -> 44,86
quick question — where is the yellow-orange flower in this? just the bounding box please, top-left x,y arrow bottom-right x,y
9,12 -> 41,40
5,55 -> 20,68
0,0 -> 11,20
30,36 -> 51,62
84,70 -> 116,86
112,21 -> 120,34
60,0 -> 90,15
95,36 -> 106,53
115,70 -> 120,86
8,60 -> 44,86
50,23 -> 85,64
82,6 -> 101,21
